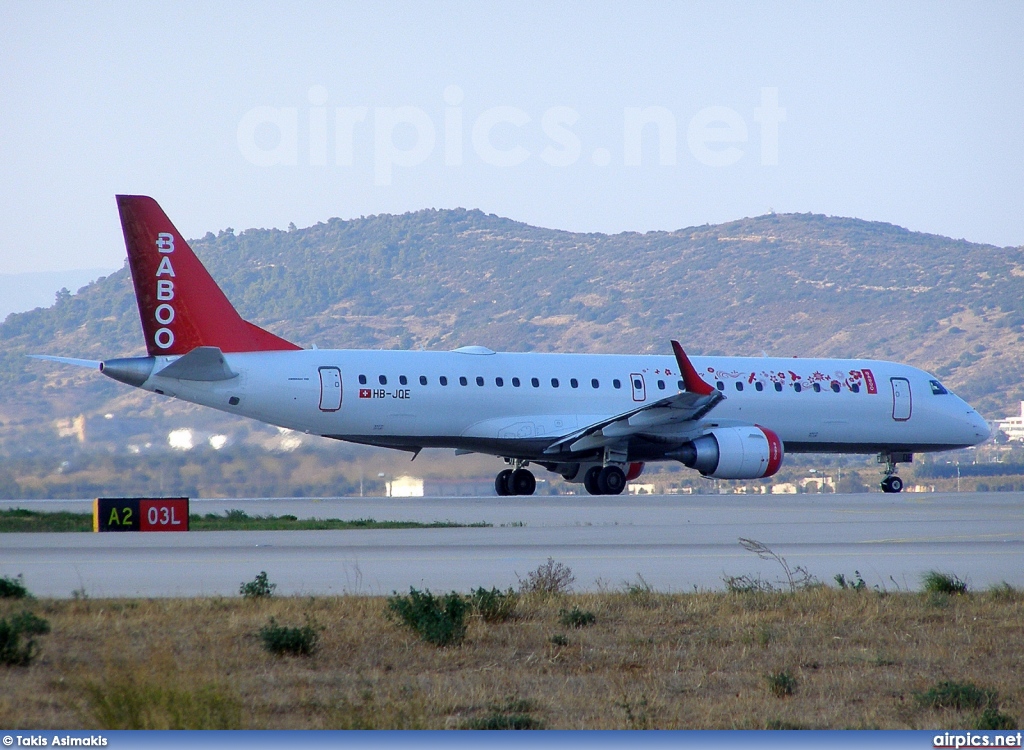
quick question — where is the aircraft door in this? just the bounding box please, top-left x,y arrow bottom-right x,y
891,377 -> 911,421
630,372 -> 646,402
319,367 -> 342,411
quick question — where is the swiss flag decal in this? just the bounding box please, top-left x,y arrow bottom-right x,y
359,389 -> 372,399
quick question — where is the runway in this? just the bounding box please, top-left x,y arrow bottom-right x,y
2,493 -> 1023,598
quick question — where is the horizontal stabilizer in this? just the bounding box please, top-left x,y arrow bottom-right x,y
155,346 -> 237,381
28,355 -> 101,370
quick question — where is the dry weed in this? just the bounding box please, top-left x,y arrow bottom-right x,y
0,588 -> 1020,729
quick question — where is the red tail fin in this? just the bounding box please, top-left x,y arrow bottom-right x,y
116,195 -> 301,355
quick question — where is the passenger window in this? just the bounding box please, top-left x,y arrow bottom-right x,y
831,382 -> 841,393
512,377 -> 521,387
399,375 -> 408,386
794,383 -> 802,393
851,383 -> 860,393
531,378 -> 540,388
570,378 -> 578,388
459,376 -> 468,386
613,379 -> 622,389
439,376 -> 448,386
716,381 -> 724,391
930,379 -> 948,395
419,375 -> 427,386
755,382 -> 764,392
359,374 -> 367,385
379,375 -> 387,385
592,379 -> 600,388
736,382 -> 743,391
677,380 -> 684,390
812,383 -> 821,393
774,382 -> 783,392
658,380 -> 666,390
475,376 -> 483,386
551,378 -> 559,388
496,377 -> 504,387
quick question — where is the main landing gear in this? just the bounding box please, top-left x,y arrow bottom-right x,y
583,465 -> 626,496
878,451 -> 912,493
495,463 -> 536,496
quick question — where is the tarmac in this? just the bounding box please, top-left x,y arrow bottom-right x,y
2,493 -> 1022,597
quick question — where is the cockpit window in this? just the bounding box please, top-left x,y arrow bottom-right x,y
930,379 -> 949,395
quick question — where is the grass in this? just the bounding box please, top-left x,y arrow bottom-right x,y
916,681 -> 995,711
922,571 -> 969,595
0,507 -> 490,533
469,587 -> 518,623
0,587 -> 1022,728
82,670 -> 242,729
460,698 -> 543,730
0,508 -> 92,533
765,669 -> 797,697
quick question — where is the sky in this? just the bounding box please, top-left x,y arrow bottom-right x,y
1,1 -> 1022,276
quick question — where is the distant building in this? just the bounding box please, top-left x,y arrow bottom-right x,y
627,483 -> 656,495
54,415 -> 86,442
996,402 -> 1024,442
423,478 -> 511,496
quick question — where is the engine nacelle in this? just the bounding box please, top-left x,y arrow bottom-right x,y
672,426 -> 784,479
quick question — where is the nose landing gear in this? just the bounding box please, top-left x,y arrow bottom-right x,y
880,475 -> 904,493
878,451 -> 912,493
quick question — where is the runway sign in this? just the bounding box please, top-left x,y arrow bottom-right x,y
93,497 -> 190,532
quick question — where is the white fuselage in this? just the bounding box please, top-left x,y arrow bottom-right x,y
137,348 -> 990,462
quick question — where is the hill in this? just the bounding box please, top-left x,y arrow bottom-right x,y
2,208 -> 1022,457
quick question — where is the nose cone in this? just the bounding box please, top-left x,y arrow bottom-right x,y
968,410 -> 991,443
956,405 -> 991,446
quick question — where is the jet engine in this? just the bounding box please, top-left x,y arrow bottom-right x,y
671,426 -> 783,479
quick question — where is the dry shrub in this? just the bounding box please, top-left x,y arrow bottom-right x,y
240,571 -> 276,599
259,616 -> 319,656
0,574 -> 29,599
517,558 -> 575,595
0,611 -> 49,666
386,588 -> 468,646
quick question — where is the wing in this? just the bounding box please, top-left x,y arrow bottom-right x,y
544,340 -> 723,455
27,355 -> 101,370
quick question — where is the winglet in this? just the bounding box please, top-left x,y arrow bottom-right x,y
670,340 -> 714,396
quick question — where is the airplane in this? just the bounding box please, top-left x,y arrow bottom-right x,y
34,196 -> 991,496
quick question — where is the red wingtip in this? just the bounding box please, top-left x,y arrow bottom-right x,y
671,340 -> 714,396
116,195 -> 300,355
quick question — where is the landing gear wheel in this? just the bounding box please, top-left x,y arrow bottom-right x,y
880,475 -> 904,494
495,469 -> 513,496
584,466 -> 602,495
510,468 -> 536,496
597,465 -> 626,496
